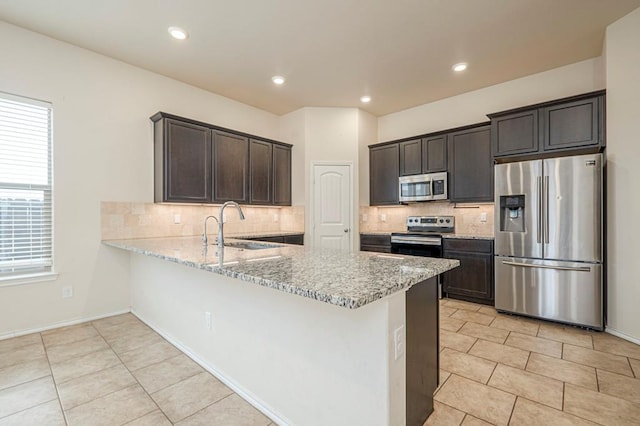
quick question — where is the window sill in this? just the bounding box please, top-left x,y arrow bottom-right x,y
0,272 -> 59,288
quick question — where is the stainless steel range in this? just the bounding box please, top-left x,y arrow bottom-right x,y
390,216 -> 455,258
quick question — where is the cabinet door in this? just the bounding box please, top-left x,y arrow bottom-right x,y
284,234 -> 304,245
370,144 -> 399,205
442,251 -> 494,304
491,110 -> 539,157
449,126 -> 493,202
273,144 -> 292,206
359,234 -> 391,253
422,136 -> 447,173
399,139 -> 422,176
542,96 -> 600,151
249,139 -> 273,205
159,118 -> 212,203
213,131 -> 249,203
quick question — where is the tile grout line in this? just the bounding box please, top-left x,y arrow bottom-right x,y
40,331 -> 70,426
169,392 -> 236,425
506,396 -> 518,425
92,321 -> 171,424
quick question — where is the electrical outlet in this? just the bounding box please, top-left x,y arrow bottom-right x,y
362,213 -> 368,222
62,286 -> 73,299
205,311 -> 212,331
273,214 -> 279,223
381,213 -> 387,222
394,325 -> 405,360
480,212 -> 488,223
173,214 -> 181,224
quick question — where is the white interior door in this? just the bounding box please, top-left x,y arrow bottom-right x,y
312,164 -> 351,250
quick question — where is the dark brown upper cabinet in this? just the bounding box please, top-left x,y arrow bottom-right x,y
273,144 -> 292,206
213,131 -> 249,204
249,139 -> 272,205
448,125 -> 493,203
370,144 -> 400,205
543,96 -> 600,151
152,112 -> 292,206
399,139 -> 422,176
399,137 -> 447,176
491,110 -> 539,157
490,91 -> 605,160
422,135 -> 447,173
154,118 -> 212,203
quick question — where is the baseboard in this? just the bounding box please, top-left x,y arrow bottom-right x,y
605,326 -> 640,345
130,309 -> 290,426
0,309 -> 131,341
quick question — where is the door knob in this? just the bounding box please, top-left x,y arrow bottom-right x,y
344,229 -> 349,233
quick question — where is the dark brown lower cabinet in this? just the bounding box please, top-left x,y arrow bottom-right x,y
406,277 -> 439,425
246,234 -> 304,245
359,234 -> 391,253
442,238 -> 494,305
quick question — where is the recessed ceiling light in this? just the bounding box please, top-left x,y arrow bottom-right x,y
452,62 -> 468,72
168,26 -> 188,40
360,95 -> 372,103
272,76 -> 285,85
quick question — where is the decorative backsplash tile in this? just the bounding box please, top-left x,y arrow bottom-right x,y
359,202 -> 494,236
102,202 -> 305,240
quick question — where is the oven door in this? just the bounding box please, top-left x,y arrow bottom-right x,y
399,175 -> 432,202
390,236 -> 442,257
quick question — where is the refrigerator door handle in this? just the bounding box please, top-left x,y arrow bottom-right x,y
537,176 -> 543,244
544,175 -> 550,244
501,260 -> 591,273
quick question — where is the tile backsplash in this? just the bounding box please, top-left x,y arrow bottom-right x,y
359,202 -> 494,236
102,202 -> 304,240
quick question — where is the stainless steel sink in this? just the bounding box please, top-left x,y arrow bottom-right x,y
223,241 -> 279,250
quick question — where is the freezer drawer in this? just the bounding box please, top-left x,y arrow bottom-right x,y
495,256 -> 603,330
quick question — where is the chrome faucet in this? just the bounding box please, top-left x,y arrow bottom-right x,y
218,201 -> 245,249
202,215 -> 219,246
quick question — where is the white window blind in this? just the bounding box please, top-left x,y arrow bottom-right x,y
0,93 -> 53,277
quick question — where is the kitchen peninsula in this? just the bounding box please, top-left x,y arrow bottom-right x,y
103,236 -> 458,425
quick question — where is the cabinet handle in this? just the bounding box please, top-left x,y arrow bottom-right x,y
344,229 -> 349,233
537,176 -> 542,244
502,261 -> 590,272
544,175 -> 550,244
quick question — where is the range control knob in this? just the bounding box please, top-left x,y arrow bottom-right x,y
439,219 -> 444,223
446,219 -> 451,223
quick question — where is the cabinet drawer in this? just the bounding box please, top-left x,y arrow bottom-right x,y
360,245 -> 391,253
360,234 -> 391,246
284,234 -> 304,245
443,238 -> 493,254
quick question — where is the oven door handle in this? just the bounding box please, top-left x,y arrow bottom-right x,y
390,236 -> 442,246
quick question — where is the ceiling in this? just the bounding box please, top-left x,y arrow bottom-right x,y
1,1 -> 639,116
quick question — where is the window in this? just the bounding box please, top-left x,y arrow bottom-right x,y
0,92 -> 53,281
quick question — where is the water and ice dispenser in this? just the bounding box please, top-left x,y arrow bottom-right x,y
499,195 -> 525,232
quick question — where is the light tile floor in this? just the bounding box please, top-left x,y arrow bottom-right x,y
1,301 -> 640,425
0,313 -> 273,425
429,298 -> 640,426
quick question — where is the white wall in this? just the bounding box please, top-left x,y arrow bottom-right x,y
358,110 -> 378,206
129,253 -> 405,426
378,57 -> 605,142
0,22 -> 280,337
278,108 -> 306,206
604,7 -> 640,342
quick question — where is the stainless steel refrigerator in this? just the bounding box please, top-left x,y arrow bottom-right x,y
494,153 -> 603,330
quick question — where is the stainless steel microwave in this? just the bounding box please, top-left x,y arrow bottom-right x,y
399,172 -> 448,202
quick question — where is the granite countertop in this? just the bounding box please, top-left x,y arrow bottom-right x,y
441,234 -> 494,240
225,231 -> 304,239
360,231 -> 494,240
103,236 -> 458,310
